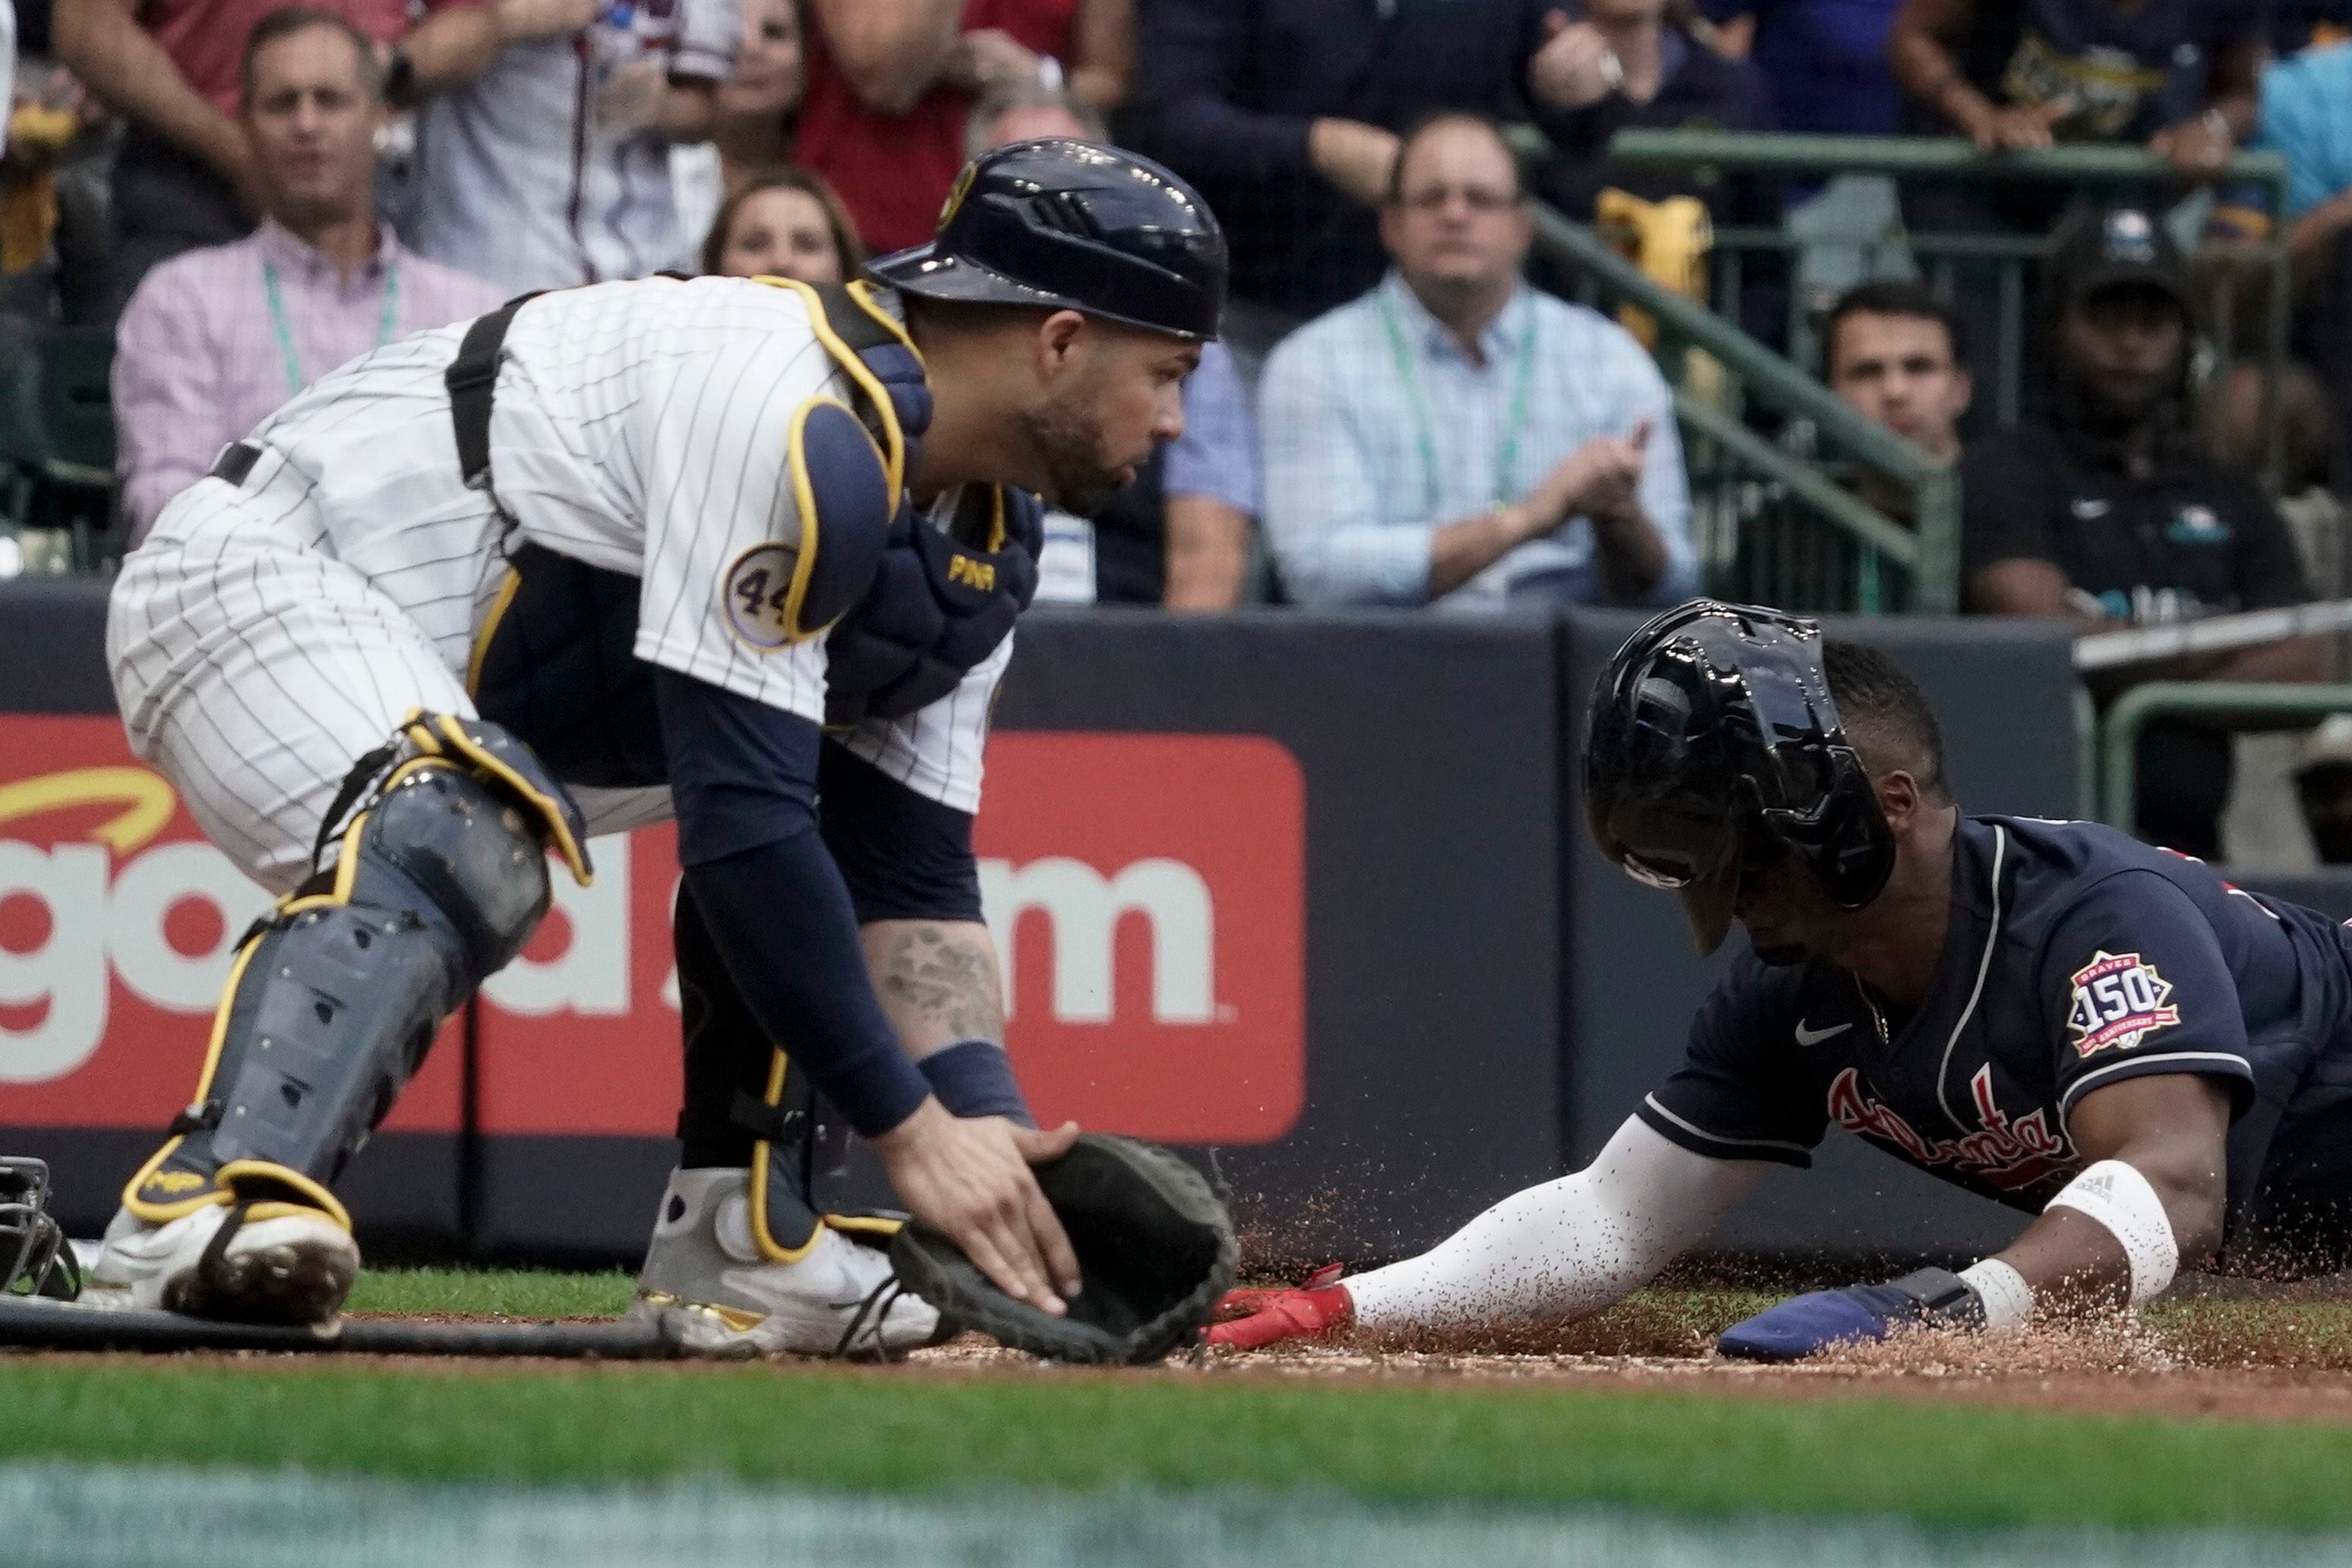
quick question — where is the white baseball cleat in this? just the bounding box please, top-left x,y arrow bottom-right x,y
629,1168 -> 939,1357
80,1204 -> 360,1325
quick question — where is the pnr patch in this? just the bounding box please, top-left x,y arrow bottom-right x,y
721,541 -> 805,650
2065,950 -> 2180,1057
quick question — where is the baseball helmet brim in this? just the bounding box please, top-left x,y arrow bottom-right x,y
867,243 -> 1220,342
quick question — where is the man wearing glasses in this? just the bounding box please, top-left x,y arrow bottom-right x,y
1259,111 -> 1697,611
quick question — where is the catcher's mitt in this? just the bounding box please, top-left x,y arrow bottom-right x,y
890,1133 -> 1235,1365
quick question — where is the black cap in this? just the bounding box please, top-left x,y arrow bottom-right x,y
867,139 -> 1227,342
2047,204 -> 2195,322
1583,601 -> 1895,955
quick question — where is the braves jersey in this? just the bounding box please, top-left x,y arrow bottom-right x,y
1638,816 -> 2352,1248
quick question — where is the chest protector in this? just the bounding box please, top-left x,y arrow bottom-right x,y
465,278 -> 1040,785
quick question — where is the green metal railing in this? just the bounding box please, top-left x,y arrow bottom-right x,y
1523,190 -> 1960,612
2097,683 -> 2352,836
1596,131 -> 2297,467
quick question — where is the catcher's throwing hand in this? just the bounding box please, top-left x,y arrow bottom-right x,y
873,1099 -> 1083,1314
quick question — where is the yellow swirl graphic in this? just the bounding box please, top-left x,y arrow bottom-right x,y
0,766 -> 180,853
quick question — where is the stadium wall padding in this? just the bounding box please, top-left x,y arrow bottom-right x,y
4,579 -> 2334,1268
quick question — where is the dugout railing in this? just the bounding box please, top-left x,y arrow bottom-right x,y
1578,130 -> 2297,476
1516,172 -> 1962,614
2098,682 -> 2352,840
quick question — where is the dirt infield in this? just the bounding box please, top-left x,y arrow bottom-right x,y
888,1286 -> 2352,1425
24,1276 -> 2352,1430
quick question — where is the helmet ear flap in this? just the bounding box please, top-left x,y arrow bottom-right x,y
1759,745 -> 1896,910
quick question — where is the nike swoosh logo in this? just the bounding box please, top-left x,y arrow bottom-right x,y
1794,1020 -> 1853,1046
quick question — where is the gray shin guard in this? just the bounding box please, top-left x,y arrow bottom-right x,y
128,718 -> 589,1227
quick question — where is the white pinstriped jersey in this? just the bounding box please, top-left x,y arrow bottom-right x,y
120,276 -> 1003,847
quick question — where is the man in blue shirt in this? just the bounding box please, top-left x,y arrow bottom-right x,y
1214,604 -> 2352,1356
1259,112 -> 1697,611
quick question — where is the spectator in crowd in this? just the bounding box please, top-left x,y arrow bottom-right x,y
112,8 -> 501,540
1701,0 -> 1904,134
1961,206 -> 2327,860
710,0 -> 803,187
2255,39 -> 2352,269
54,0 -> 500,320
1533,0 -> 1776,222
1261,112 -> 1695,612
797,0 -> 1134,257
2294,716 -> 2352,865
1822,279 -> 1970,518
671,0 -> 808,251
403,0 -> 737,292
1125,0 -> 1633,356
2248,39 -> 2352,484
2,0 -> 15,159
1888,0 -> 2261,169
1886,0 -> 2265,412
698,165 -> 861,282
963,87 -> 1259,608
2,51 -> 112,322
964,71 -> 1100,156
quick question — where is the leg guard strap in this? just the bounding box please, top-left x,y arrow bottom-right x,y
125,720 -> 579,1226
741,1049 -> 825,1263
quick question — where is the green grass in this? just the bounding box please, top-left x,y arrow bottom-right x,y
3,1355 -> 2351,1530
343,1268 -> 634,1319
11,1270 -> 2352,1532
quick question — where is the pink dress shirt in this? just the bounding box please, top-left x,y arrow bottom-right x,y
113,219 -> 507,537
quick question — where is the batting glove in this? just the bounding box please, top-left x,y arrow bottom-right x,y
1716,1267 -> 1985,1361
1204,1273 -> 1353,1351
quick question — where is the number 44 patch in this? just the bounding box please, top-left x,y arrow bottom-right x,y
721,541 -> 803,650
2065,950 -> 2181,1058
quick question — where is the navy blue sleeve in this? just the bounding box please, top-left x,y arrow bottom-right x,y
1129,0 -> 1316,180
656,670 -> 931,1137
2038,870 -> 2258,1125
819,742 -> 983,924
1637,963 -> 1828,1167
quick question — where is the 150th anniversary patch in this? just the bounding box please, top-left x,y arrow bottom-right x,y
2065,950 -> 2181,1058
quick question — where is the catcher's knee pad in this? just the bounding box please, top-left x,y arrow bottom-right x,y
125,713 -> 591,1226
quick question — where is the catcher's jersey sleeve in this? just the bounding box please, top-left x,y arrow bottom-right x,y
628,294 -> 840,727
1637,962 -> 1830,1168
2036,869 -> 2259,1122
832,630 -> 1014,815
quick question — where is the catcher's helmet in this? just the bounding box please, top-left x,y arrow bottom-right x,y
1584,601 -> 1895,956
867,139 -> 1227,342
1,1156 -> 81,1301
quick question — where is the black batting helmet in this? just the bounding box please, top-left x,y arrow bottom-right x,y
867,139 -> 1227,341
1584,601 -> 1896,956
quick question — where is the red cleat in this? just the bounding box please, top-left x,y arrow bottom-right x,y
1204,1282 -> 1354,1350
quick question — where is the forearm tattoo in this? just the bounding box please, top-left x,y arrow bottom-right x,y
876,922 -> 1004,1043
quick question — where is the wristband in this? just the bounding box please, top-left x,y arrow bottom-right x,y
1958,1257 -> 2033,1330
2047,1159 -> 2179,1305
917,1040 -> 1034,1127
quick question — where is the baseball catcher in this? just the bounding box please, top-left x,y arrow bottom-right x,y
90,138 -> 1229,1355
1217,601 -> 2352,1359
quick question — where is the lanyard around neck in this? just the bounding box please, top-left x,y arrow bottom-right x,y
264,257 -> 402,397
1374,286 -> 1540,519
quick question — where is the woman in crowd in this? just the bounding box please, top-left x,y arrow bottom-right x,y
699,165 -> 863,282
